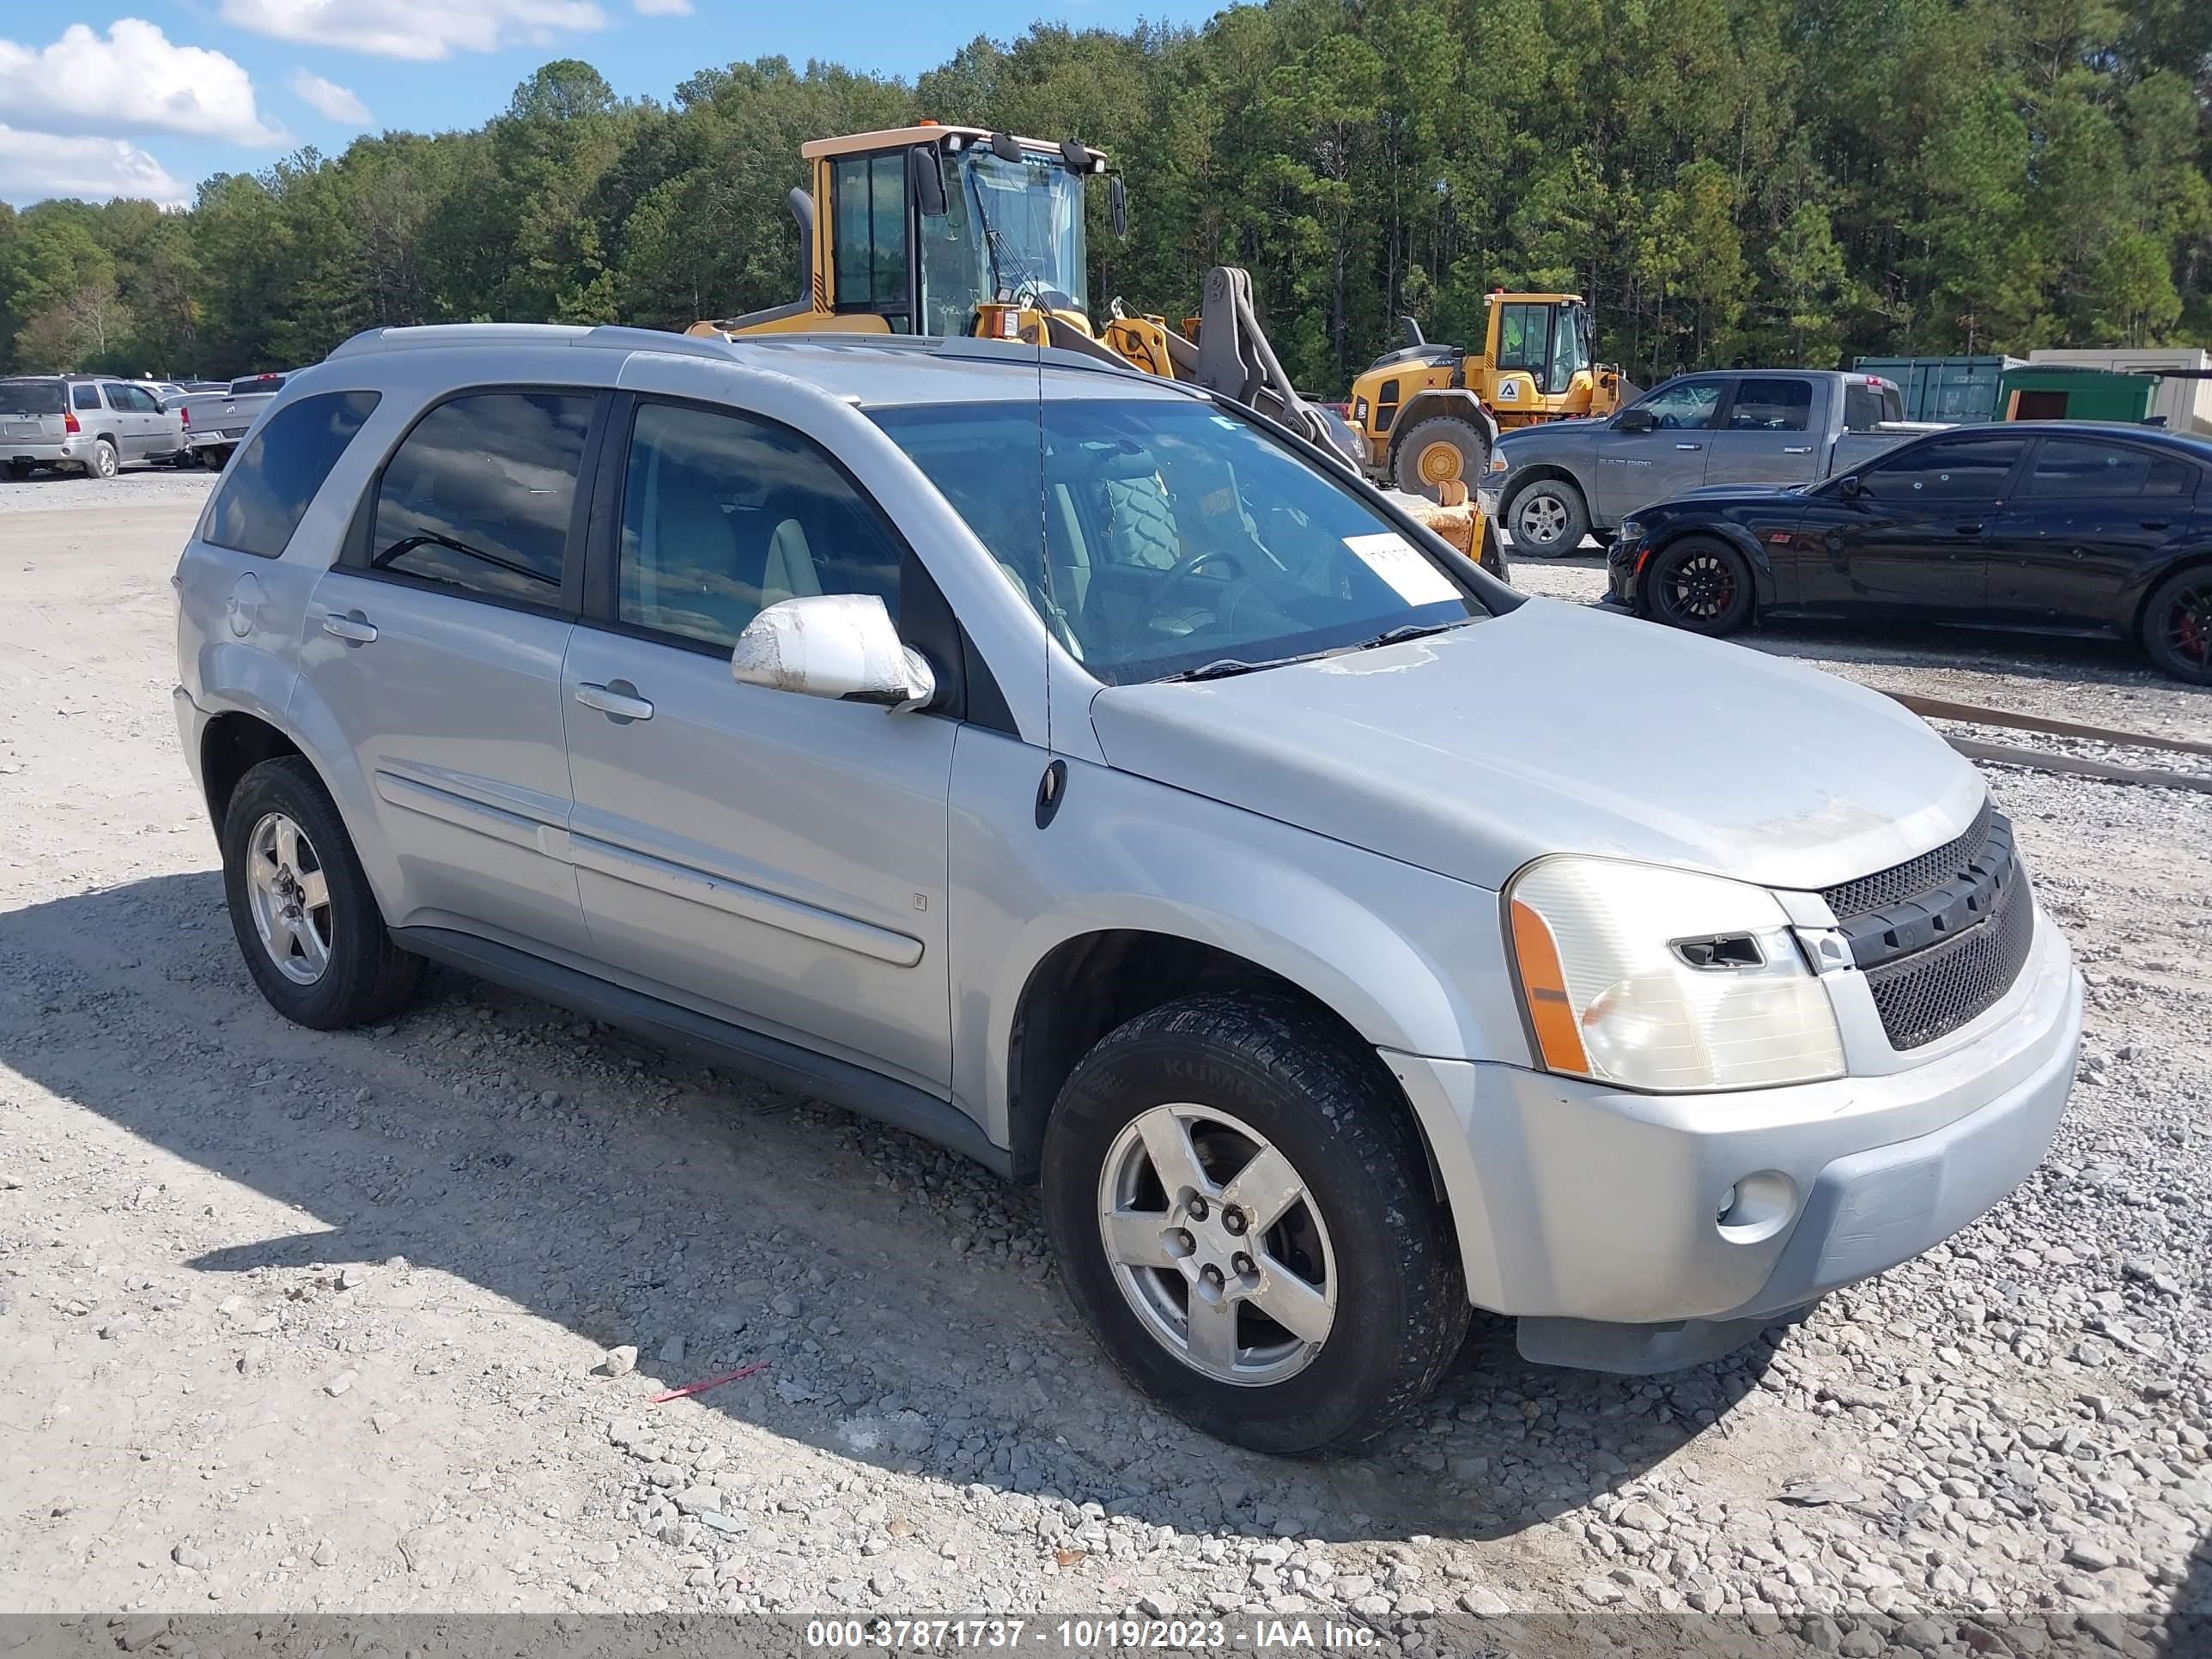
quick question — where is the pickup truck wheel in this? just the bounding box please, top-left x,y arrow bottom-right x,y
1644,535 -> 1754,636
221,757 -> 422,1030
1041,994 -> 1468,1454
1391,416 -> 1490,503
2141,563 -> 2212,685
201,447 -> 228,471
1503,477 -> 1589,555
88,440 -> 118,481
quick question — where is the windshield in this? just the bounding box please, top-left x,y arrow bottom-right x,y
1549,305 -> 1593,392
920,148 -> 1088,334
0,380 -> 65,416
872,398 -> 1485,685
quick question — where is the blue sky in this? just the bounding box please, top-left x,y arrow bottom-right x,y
0,1 -> 1225,208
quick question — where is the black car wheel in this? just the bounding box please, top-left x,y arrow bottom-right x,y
2142,563 -> 2212,686
1644,536 -> 1753,636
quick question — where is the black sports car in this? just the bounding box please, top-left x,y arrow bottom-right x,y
1605,421 -> 2212,684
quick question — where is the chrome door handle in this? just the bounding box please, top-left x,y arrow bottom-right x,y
576,682 -> 653,721
1674,442 -> 1702,451
1783,446 -> 1812,454
322,614 -> 378,644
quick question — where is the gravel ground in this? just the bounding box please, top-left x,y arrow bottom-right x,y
3,491 -> 2209,1656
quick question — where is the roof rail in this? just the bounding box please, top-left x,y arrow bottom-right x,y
325,323 -> 599,361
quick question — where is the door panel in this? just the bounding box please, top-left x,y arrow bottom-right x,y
1700,377 -> 1821,486
562,631 -> 957,1091
1987,438 -> 2202,629
1594,375 -> 1729,520
1794,434 -> 2027,617
301,570 -> 590,953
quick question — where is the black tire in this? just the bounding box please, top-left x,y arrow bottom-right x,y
2140,562 -> 2212,685
1643,534 -> 1754,636
201,446 -> 228,471
1502,475 -> 1589,556
1041,994 -> 1469,1455
1391,415 -> 1491,503
88,439 -> 118,481
221,756 -> 422,1030
4,460 -> 30,482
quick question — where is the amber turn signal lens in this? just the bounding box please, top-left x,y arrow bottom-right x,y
1509,896 -> 1592,1076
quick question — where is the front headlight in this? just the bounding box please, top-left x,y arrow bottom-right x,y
1505,855 -> 1844,1092
1618,516 -> 1643,542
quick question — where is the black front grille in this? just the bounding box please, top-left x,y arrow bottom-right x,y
1821,793 -> 1993,921
1863,866 -> 2036,1049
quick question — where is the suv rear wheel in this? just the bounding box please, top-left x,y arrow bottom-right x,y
221,757 -> 422,1029
1041,994 -> 1468,1454
87,439 -> 118,481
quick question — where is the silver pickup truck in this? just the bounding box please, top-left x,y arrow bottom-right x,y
167,373 -> 289,469
1493,368 -> 1939,553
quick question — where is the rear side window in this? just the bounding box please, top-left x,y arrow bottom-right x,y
1843,383 -> 1902,431
72,384 -> 101,411
2026,439 -> 2200,499
370,391 -> 592,603
0,380 -> 66,415
1866,435 -> 2026,501
204,391 -> 382,559
1729,380 -> 1813,432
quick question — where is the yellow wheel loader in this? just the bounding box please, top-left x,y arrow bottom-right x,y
686,125 -> 1501,573
1344,292 -> 1631,500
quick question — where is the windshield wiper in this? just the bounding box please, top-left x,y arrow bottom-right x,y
1158,653 -> 1312,683
1348,620 -> 1471,651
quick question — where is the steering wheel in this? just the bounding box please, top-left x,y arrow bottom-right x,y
1149,548 -> 1248,622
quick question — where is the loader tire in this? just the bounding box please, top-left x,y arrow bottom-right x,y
1392,416 -> 1490,503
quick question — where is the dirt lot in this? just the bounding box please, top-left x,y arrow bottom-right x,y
3,477 -> 2209,1653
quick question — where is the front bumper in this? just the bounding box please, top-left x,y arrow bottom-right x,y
1385,903 -> 2079,1372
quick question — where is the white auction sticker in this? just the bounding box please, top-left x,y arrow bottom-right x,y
1343,532 -> 1461,606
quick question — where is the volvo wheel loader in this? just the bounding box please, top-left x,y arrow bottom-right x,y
1345,292 -> 1632,500
684,125 -> 1501,571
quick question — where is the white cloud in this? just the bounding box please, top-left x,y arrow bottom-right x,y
635,0 -> 694,14
0,124 -> 190,206
290,69 -> 370,125
0,21 -> 279,146
220,0 -> 608,61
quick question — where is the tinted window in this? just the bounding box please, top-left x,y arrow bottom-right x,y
230,374 -> 286,396
2026,439 -> 2198,499
205,391 -> 382,559
71,383 -> 100,411
371,392 -> 592,601
874,398 -> 1483,687
617,401 -> 902,649
1497,304 -> 1547,371
1632,378 -> 1725,431
118,385 -> 161,413
1728,380 -> 1813,432
0,380 -> 66,415
832,152 -> 908,324
1866,436 -> 2026,501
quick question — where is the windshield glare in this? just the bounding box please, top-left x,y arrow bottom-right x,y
920,149 -> 1088,333
872,398 -> 1483,685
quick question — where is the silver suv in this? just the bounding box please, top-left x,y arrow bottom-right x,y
3,374 -> 185,478
173,325 -> 2082,1452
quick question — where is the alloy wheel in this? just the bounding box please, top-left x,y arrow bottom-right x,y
1516,491 -> 1571,547
245,811 -> 333,985
1096,1103 -> 1337,1386
2164,578 -> 2212,671
1664,550 -> 1737,623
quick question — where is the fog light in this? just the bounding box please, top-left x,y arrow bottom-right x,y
1716,1184 -> 1737,1224
1716,1170 -> 1798,1243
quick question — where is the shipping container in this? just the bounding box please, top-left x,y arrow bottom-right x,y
2027,347 -> 2212,435
1996,365 -> 2158,425
1852,356 -> 2022,423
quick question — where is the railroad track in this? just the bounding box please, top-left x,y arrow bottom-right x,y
1881,691 -> 2212,795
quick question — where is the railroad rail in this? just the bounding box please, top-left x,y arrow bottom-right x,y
1880,690 -> 2212,795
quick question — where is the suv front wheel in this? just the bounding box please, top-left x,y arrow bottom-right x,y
1041,994 -> 1468,1454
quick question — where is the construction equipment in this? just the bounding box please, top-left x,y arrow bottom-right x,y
685,125 -> 1501,571
1344,292 -> 1629,498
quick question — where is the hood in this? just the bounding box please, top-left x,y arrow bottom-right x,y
1087,599 -> 1984,895
1661,482 -> 1811,506
1499,417 -> 1607,447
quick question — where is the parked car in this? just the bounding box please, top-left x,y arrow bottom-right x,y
170,372 -> 290,470
1492,369 -> 1929,554
1,374 -> 186,478
174,325 -> 2081,1451
1604,421 -> 2212,684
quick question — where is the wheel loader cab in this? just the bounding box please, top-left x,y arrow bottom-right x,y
689,126 -> 1109,344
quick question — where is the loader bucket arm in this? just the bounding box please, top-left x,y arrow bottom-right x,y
1190,267 -> 1343,458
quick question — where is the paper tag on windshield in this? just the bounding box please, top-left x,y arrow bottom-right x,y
1344,532 -> 1460,606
